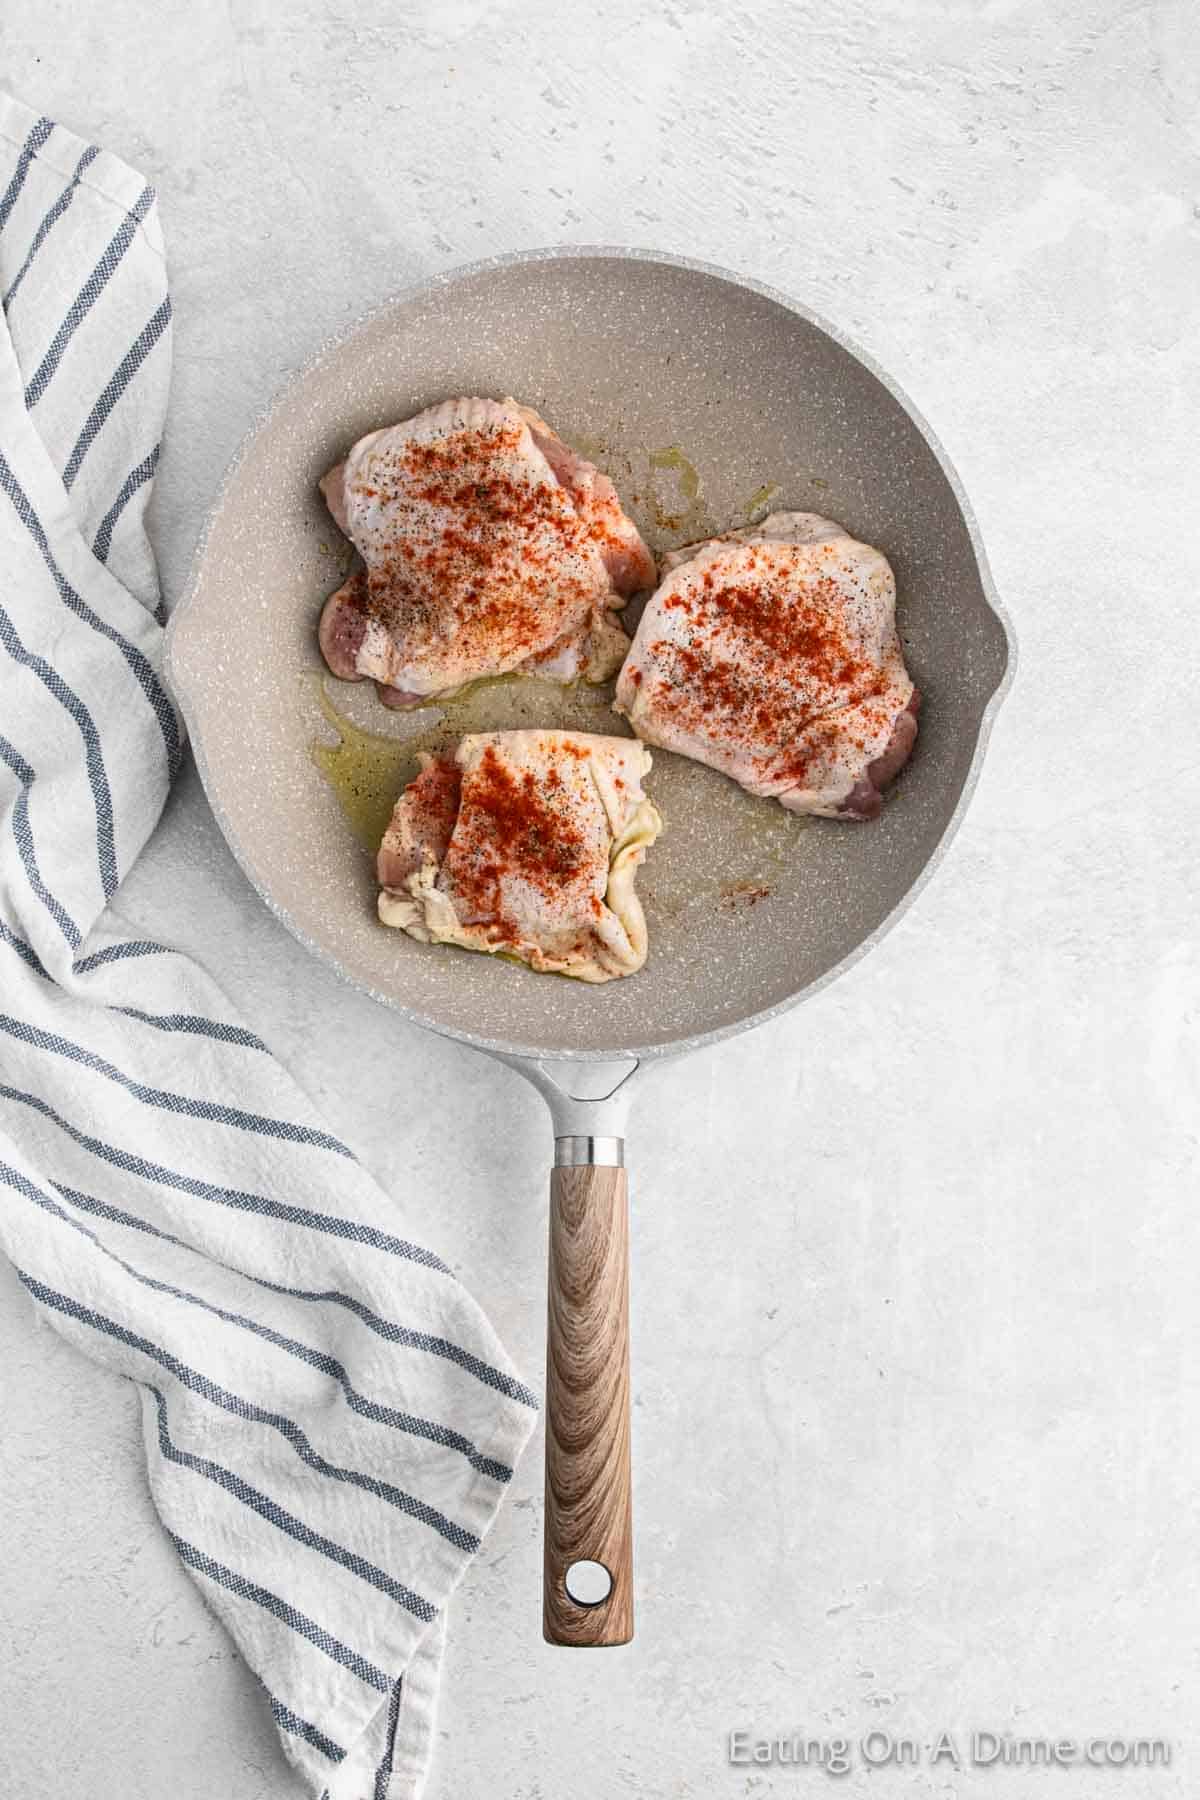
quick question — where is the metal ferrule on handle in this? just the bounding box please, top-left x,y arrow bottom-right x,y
554,1136 -> 625,1168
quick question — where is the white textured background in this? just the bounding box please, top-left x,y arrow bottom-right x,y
2,3 -> 1199,1797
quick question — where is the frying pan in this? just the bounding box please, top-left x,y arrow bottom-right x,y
165,247 -> 1014,1648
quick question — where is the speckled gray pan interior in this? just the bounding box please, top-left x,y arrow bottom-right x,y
166,248 -> 1013,1062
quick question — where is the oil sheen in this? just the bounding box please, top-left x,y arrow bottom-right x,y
308,669 -> 624,851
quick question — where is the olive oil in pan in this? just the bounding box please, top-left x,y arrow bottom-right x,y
743,481 -> 781,523
648,444 -> 700,502
307,670 -> 626,850
646,444 -> 715,540
307,677 -> 421,850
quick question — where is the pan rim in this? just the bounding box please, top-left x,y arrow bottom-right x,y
165,244 -> 1017,1065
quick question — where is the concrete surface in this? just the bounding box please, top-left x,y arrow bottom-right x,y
2,2 -> 1199,1797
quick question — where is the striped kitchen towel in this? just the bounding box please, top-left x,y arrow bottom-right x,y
0,92 -> 536,1800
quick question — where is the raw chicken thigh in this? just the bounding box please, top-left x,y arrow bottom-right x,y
377,730 -> 662,982
615,513 -> 918,818
319,397 -> 655,707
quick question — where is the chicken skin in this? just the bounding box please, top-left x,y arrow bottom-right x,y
377,730 -> 662,982
319,397 -> 655,708
615,512 -> 918,818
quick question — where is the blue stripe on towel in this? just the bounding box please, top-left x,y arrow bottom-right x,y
73,939 -> 169,972
168,1530 -> 392,1693
112,1006 -> 270,1051
267,1694 -> 346,1765
92,444 -> 160,562
0,596 -> 117,897
4,143 -> 99,309
23,183 -> 154,407
63,301 -> 171,490
0,1080 -> 453,1272
253,1275 -> 541,1409
0,733 -> 81,946
0,1011 -> 351,1154
0,449 -> 182,778
0,116 -> 52,233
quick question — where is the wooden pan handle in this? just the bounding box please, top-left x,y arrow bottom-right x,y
543,1163 -> 633,1646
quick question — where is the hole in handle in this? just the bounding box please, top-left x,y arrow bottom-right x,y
564,1559 -> 613,1608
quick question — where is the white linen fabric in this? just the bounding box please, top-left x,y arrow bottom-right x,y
0,91 -> 536,1800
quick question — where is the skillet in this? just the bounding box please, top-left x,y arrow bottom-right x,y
165,246 -> 1014,1646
